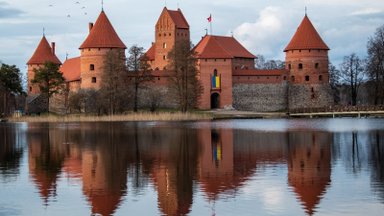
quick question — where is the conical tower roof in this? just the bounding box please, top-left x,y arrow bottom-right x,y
27,36 -> 61,65
79,11 -> 126,49
284,15 -> 329,52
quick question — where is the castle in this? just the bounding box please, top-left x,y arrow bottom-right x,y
27,7 -> 333,112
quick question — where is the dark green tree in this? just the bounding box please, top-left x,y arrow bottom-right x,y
31,61 -> 65,111
0,63 -> 23,116
167,40 -> 203,112
127,45 -> 153,112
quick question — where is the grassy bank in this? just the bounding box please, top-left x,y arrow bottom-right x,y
9,112 -> 213,123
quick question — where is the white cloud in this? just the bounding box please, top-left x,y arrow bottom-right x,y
350,8 -> 382,16
233,7 -> 292,59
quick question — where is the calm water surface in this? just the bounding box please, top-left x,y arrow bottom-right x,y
0,118 -> 383,216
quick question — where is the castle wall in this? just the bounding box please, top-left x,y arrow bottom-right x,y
137,85 -> 178,109
233,83 -> 288,112
288,84 -> 334,111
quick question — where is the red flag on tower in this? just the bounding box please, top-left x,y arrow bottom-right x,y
207,14 -> 212,22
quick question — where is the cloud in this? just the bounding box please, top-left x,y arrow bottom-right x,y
350,8 -> 382,16
233,7 -> 292,60
0,1 -> 24,18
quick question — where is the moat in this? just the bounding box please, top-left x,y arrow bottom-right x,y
1,119 -> 383,216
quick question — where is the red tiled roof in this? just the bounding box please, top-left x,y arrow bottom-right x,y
194,35 -> 256,59
284,15 -> 329,52
146,44 -> 155,61
60,57 -> 81,82
27,36 -> 61,65
79,11 -> 126,49
167,8 -> 189,29
233,69 -> 288,76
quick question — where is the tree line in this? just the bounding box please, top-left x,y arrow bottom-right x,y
330,25 -> 384,106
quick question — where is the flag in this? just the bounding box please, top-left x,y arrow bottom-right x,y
207,14 -> 212,22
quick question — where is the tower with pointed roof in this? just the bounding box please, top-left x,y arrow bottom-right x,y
79,10 -> 126,90
27,36 -> 61,95
147,7 -> 190,70
284,15 -> 333,110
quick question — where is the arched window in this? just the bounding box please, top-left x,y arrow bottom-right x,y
298,63 -> 303,70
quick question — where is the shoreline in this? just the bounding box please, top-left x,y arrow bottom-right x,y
7,112 -> 213,123
4,110 -> 384,123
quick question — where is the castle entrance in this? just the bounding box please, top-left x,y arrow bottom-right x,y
211,93 -> 220,109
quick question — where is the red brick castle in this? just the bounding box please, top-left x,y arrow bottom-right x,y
27,7 -> 333,112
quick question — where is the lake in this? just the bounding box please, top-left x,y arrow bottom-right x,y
0,119 -> 383,216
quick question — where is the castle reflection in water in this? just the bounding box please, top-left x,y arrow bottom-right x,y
1,121 -> 383,216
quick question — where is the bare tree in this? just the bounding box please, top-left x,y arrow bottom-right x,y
126,45 -> 153,112
99,49 -> 129,114
339,53 -> 366,106
329,63 -> 341,104
367,25 -> 384,105
167,40 -> 203,112
255,54 -> 285,69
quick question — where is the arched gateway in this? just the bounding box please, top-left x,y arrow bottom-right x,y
211,93 -> 220,109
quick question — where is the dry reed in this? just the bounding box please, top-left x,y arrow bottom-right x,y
9,112 -> 212,123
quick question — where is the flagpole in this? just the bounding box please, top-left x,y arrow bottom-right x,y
210,20 -> 212,35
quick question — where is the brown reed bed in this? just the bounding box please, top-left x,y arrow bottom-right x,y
9,112 -> 213,123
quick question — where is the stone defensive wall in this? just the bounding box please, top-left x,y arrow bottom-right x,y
288,84 -> 334,110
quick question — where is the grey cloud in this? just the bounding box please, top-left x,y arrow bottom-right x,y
0,1 -> 24,18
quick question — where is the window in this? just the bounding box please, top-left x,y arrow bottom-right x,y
315,63 -> 319,69
305,75 -> 310,81
213,69 -> 218,76
288,64 -> 292,70
169,33 -> 171,36
283,76 -> 287,80
90,64 -> 95,71
92,77 -> 96,83
298,63 -> 303,70
163,33 -> 166,36
159,33 -> 161,37
158,77 -> 160,80
29,87 -> 32,92
319,75 -> 323,81
163,55 -> 166,60
163,43 -> 167,49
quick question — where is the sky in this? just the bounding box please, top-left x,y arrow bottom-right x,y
0,0 -> 383,78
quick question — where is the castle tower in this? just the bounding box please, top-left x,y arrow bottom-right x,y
147,7 -> 190,70
284,15 -> 333,110
27,36 -> 61,95
79,10 -> 126,90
